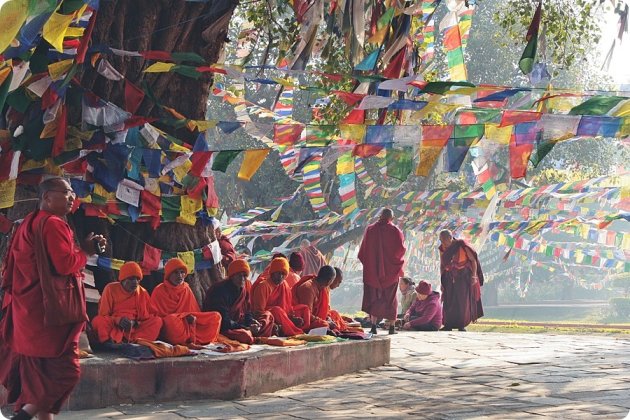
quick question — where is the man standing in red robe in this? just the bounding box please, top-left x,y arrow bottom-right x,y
358,208 -> 406,335
0,177 -> 106,419
299,239 -> 327,276
438,230 -> 484,331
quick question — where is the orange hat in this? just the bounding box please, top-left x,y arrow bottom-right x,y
228,259 -> 250,277
119,262 -> 143,282
164,258 -> 188,280
269,257 -> 290,275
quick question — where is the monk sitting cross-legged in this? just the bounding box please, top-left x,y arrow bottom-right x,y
92,262 -> 163,344
150,258 -> 222,346
251,257 -> 303,336
203,259 -> 274,344
292,265 -> 337,332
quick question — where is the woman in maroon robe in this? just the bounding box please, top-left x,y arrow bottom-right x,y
358,208 -> 406,335
438,230 -> 484,331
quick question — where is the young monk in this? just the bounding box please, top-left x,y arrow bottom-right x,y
326,268 -> 363,333
150,258 -> 222,346
292,265 -> 336,331
203,259 -> 273,344
286,252 -> 304,288
251,257 -> 303,336
92,262 -> 163,344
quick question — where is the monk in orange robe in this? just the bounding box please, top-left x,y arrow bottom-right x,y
292,266 -> 337,332
327,267 -> 363,332
203,259 -> 274,344
251,257 -> 303,336
150,258 -> 221,346
92,262 -> 163,344
286,252 -> 304,288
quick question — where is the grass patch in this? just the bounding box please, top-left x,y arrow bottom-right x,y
467,323 -> 630,336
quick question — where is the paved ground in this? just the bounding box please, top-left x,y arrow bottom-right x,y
56,332 -> 629,419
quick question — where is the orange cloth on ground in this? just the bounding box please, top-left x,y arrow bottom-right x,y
251,277 -> 303,336
92,282 -> 162,343
135,338 -> 191,358
215,334 -> 251,352
151,281 -> 221,345
256,337 -> 307,346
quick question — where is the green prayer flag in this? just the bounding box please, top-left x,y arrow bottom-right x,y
377,8 -> 395,29
519,1 -> 542,75
530,140 -> 555,167
171,52 -> 206,64
161,196 -> 181,222
172,65 -> 201,80
568,96 -> 626,116
211,150 -> 241,172
386,147 -> 413,181
421,81 -> 475,94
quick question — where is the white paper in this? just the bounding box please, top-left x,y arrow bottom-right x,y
308,327 -> 328,336
210,240 -> 222,264
115,180 -> 142,207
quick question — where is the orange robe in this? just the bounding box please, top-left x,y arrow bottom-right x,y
92,283 -> 163,344
285,270 -> 300,288
150,281 -> 221,346
292,276 -> 329,331
251,278 -> 303,336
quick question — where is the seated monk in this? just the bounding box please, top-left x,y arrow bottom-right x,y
150,258 -> 222,346
286,252 -> 304,288
92,262 -> 163,344
251,253 -> 287,287
203,259 -> 274,344
328,268 -> 363,332
251,257 -> 303,336
292,265 -> 337,332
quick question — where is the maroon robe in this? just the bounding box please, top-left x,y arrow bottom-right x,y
358,219 -> 406,320
218,235 -> 237,272
439,239 -> 484,329
301,245 -> 327,277
0,210 -> 85,413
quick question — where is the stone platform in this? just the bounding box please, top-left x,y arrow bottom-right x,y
39,336 -> 389,411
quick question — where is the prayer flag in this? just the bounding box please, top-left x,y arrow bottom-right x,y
237,149 -> 270,181
124,80 -> 145,114
568,96 -> 626,116
211,150 -> 241,172
386,147 -> 413,181
0,0 -> 29,54
177,251 -> 196,273
509,138 -> 533,179
445,137 -> 475,172
273,123 -> 303,145
355,48 -> 380,71
519,0 -> 542,74
141,244 -> 162,273
43,11 -> 76,52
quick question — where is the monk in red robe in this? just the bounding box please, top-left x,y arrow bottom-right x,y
92,262 -> 163,344
150,258 -> 221,346
327,267 -> 363,333
0,177 -> 106,419
299,239 -> 327,276
251,257 -> 303,336
203,259 -> 273,344
292,266 -> 336,331
212,219 -> 236,274
438,230 -> 484,331
286,252 -> 304,288
358,208 -> 406,335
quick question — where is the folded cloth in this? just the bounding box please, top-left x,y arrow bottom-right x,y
255,337 -> 307,347
135,339 -> 191,358
291,334 -> 336,343
102,342 -> 155,361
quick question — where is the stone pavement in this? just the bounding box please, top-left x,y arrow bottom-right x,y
59,332 -> 629,419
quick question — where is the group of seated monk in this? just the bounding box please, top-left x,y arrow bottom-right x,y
90,253 -> 358,348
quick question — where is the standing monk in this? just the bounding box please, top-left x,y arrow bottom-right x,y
91,262 -> 163,344
438,230 -> 484,331
0,177 -> 106,420
292,266 -> 336,332
251,258 -> 303,336
358,208 -> 406,335
150,258 -> 221,346
299,239 -> 327,276
203,259 -> 273,344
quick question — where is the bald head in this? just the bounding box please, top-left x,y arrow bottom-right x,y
379,208 -> 394,222
315,265 -> 336,287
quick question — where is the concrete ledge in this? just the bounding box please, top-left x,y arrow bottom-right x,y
2,337 -> 390,411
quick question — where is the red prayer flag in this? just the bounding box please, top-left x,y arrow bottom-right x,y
343,109 -> 365,124
52,103 -> 67,157
353,144 -> 383,158
76,10 -> 97,64
187,176 -> 207,199
382,48 -> 406,79
273,124 -> 304,145
443,25 -> 462,50
0,214 -> 12,234
332,91 -> 366,106
500,110 -> 541,127
205,176 -> 219,210
190,151 -> 213,177
422,125 -> 454,142
509,137 -> 534,179
140,51 -> 173,61
124,80 -> 145,114
141,190 -> 161,217
141,244 -> 162,273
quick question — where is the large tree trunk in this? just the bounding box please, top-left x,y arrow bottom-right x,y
2,0 -> 238,305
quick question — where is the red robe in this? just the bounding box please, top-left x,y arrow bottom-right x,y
151,281 -> 221,346
291,276 -> 329,331
358,219 -> 406,320
301,245 -> 327,276
251,278 -> 303,336
92,282 -> 163,343
218,234 -> 237,271
0,210 -> 85,413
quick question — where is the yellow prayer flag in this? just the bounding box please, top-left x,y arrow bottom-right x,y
48,59 -> 74,80
188,120 -> 217,132
40,119 -> 58,138
176,196 -> 202,226
237,149 -> 270,181
21,159 -> 46,171
368,26 -> 388,45
612,101 -> 630,117
168,142 -> 190,153
339,124 -> 366,143
43,12 -> 76,52
0,0 -> 29,54
177,251 -> 196,273
0,179 -> 16,209
483,124 -> 512,145
144,62 -> 176,73
110,258 -> 125,271
172,159 -> 192,183
64,27 -> 85,38
415,147 -> 442,177
0,67 -> 12,87
336,153 -> 355,174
